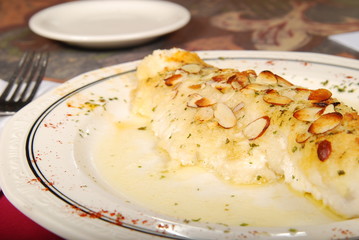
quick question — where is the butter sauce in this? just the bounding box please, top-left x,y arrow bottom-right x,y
93,117 -> 341,227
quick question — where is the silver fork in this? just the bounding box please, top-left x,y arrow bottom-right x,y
0,51 -> 49,116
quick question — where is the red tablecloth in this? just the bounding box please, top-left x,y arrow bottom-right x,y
0,194 -> 63,240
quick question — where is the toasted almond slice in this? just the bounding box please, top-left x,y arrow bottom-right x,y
195,97 -> 216,107
187,93 -> 203,107
296,132 -> 311,143
317,140 -> 332,161
242,69 -> 257,78
211,82 -> 231,93
275,74 -> 293,86
293,107 -> 324,122
188,84 -> 203,89
227,72 -> 250,86
212,75 -> 226,82
255,71 -> 277,85
233,102 -> 245,114
214,103 -> 237,128
308,112 -> 343,134
194,107 -> 214,122
295,87 -> 312,93
322,104 -> 335,115
263,91 -> 293,106
243,116 -> 270,140
308,88 -> 332,102
230,80 -> 242,90
244,83 -> 269,91
164,74 -> 182,86
181,64 -> 201,73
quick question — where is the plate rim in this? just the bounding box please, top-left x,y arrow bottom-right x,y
28,0 -> 191,47
1,50 -> 359,239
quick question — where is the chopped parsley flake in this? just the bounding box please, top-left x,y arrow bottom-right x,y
321,80 -> 329,86
292,146 -> 298,153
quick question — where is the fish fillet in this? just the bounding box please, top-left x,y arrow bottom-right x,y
132,48 -> 359,218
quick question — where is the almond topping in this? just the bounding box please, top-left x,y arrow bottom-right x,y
317,140 -> 332,161
187,93 -> 203,107
308,112 -> 343,134
214,103 -> 237,128
243,116 -> 270,140
195,97 -> 216,107
322,104 -> 335,115
164,74 -> 182,86
242,69 -> 257,79
244,83 -> 269,91
194,107 -> 214,122
275,74 -> 293,86
188,84 -> 202,89
308,88 -> 332,102
211,82 -> 231,93
227,72 -> 250,87
256,71 -> 277,85
296,132 -> 311,143
212,75 -> 226,82
263,91 -> 293,106
181,64 -> 201,73
230,81 -> 242,90
293,107 -> 324,122
233,102 -> 245,114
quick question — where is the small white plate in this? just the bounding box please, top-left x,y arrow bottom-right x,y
29,0 -> 190,48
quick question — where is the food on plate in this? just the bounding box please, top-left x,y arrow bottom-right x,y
132,48 -> 359,218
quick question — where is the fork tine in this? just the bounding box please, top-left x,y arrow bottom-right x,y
8,52 -> 37,102
0,52 -> 33,101
19,51 -> 49,102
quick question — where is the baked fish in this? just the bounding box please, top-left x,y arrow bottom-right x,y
132,48 -> 359,218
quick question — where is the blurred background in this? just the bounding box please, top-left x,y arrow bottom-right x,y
1,0 -> 358,84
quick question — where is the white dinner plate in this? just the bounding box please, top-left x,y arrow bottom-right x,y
28,0 -> 190,48
1,51 -> 359,239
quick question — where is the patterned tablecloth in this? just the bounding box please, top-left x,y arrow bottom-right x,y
0,0 -> 358,239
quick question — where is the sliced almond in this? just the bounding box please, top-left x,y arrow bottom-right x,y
187,93 -> 203,107
188,84 -> 203,89
195,97 -> 216,107
322,104 -> 335,115
194,107 -> 214,122
181,64 -> 201,73
227,72 -> 250,87
242,69 -> 257,81
263,90 -> 293,105
317,140 -> 332,161
164,74 -> 182,86
233,102 -> 245,114
275,74 -> 293,86
295,87 -> 312,93
211,82 -> 231,93
255,71 -> 277,85
212,75 -> 226,82
293,107 -> 324,122
244,83 -> 269,91
243,116 -> 270,140
230,80 -> 242,90
214,103 -> 237,128
308,112 -> 343,134
296,132 -> 311,143
308,88 -> 332,102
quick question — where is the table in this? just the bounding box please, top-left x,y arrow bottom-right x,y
0,0 -> 358,239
